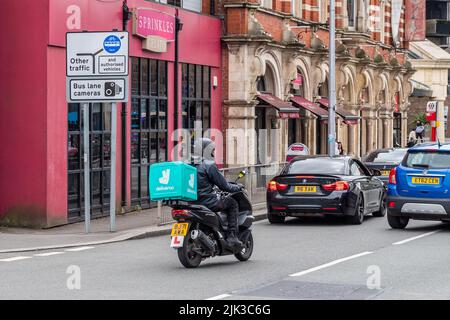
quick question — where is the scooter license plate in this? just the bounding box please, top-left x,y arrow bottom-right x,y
171,223 -> 189,237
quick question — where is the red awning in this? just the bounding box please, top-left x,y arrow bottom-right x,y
256,93 -> 300,119
290,96 -> 328,119
317,98 -> 359,125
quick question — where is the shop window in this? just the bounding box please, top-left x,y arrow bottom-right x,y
131,57 -> 168,208
181,64 -> 211,138
67,103 -> 112,221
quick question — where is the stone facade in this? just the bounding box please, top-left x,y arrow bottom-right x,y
222,0 -> 415,166
408,40 -> 450,142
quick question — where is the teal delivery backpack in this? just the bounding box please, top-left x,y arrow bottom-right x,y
149,161 -> 198,201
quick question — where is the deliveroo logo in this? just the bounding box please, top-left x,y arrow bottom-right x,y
188,173 -> 195,189
159,169 -> 170,185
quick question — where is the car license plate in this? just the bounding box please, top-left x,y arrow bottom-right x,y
294,186 -> 317,193
381,170 -> 390,176
171,223 -> 189,237
411,177 -> 440,185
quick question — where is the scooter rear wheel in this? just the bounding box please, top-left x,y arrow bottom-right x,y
234,232 -> 254,262
177,232 -> 202,268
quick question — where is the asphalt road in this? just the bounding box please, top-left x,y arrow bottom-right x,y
0,215 -> 449,300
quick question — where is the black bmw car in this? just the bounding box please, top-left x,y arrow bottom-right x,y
267,156 -> 387,225
362,148 -> 408,185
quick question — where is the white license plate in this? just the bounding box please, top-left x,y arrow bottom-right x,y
170,236 -> 185,248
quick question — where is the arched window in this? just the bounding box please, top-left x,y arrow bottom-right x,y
256,65 -> 276,94
360,86 -> 369,104
256,76 -> 266,92
290,69 -> 305,97
319,78 -> 329,98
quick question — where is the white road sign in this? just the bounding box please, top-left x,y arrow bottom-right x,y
67,78 -> 128,103
66,31 -> 129,77
427,101 -> 438,113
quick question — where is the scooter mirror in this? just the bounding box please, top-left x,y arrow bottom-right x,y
238,170 -> 247,178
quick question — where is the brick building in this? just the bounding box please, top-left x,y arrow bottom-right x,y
222,0 -> 416,166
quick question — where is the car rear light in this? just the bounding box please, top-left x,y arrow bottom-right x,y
389,167 -> 397,185
171,209 -> 190,218
268,180 -> 289,191
323,207 -> 338,211
388,201 -> 396,208
272,206 -> 287,210
322,181 -> 350,191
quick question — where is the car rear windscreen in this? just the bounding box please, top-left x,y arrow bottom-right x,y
286,158 -> 346,175
404,151 -> 450,169
365,149 -> 407,163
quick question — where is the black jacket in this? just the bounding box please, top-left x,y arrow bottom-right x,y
193,160 -> 241,210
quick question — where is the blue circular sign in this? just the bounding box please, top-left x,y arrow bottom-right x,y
103,35 -> 121,54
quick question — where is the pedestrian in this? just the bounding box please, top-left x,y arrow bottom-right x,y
337,141 -> 344,155
415,121 -> 425,143
407,129 -> 417,148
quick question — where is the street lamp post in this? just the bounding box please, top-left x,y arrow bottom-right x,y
328,0 -> 336,156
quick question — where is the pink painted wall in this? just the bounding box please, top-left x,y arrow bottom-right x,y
46,47 -> 69,226
0,0 -> 49,227
0,0 -> 222,227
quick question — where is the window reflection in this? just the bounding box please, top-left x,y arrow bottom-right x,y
181,64 -> 212,139
67,102 -> 112,220
130,57 -> 168,208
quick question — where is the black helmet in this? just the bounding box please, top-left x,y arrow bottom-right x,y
192,137 -> 216,163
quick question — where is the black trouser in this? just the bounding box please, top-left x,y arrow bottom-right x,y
212,196 -> 239,232
416,132 -> 424,142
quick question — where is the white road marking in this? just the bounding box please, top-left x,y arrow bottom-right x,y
0,256 -> 32,262
206,294 -> 232,300
393,230 -> 441,245
34,252 -> 65,257
289,251 -> 373,277
65,246 -> 95,252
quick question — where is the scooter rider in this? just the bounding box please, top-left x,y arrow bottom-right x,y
191,138 -> 244,249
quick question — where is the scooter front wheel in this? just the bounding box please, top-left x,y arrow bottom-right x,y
177,231 -> 202,268
234,232 -> 254,262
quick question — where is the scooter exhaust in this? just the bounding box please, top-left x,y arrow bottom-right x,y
191,230 -> 215,253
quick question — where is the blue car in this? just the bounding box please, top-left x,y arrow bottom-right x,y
387,143 -> 450,229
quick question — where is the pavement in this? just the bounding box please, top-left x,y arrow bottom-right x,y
0,203 -> 267,254
0,214 -> 449,299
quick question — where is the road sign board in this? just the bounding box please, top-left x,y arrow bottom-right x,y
66,31 -> 129,77
426,101 -> 438,113
67,78 -> 128,103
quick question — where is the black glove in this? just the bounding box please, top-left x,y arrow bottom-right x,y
237,183 -> 245,190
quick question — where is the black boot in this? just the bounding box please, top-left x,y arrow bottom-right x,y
226,230 -> 243,250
